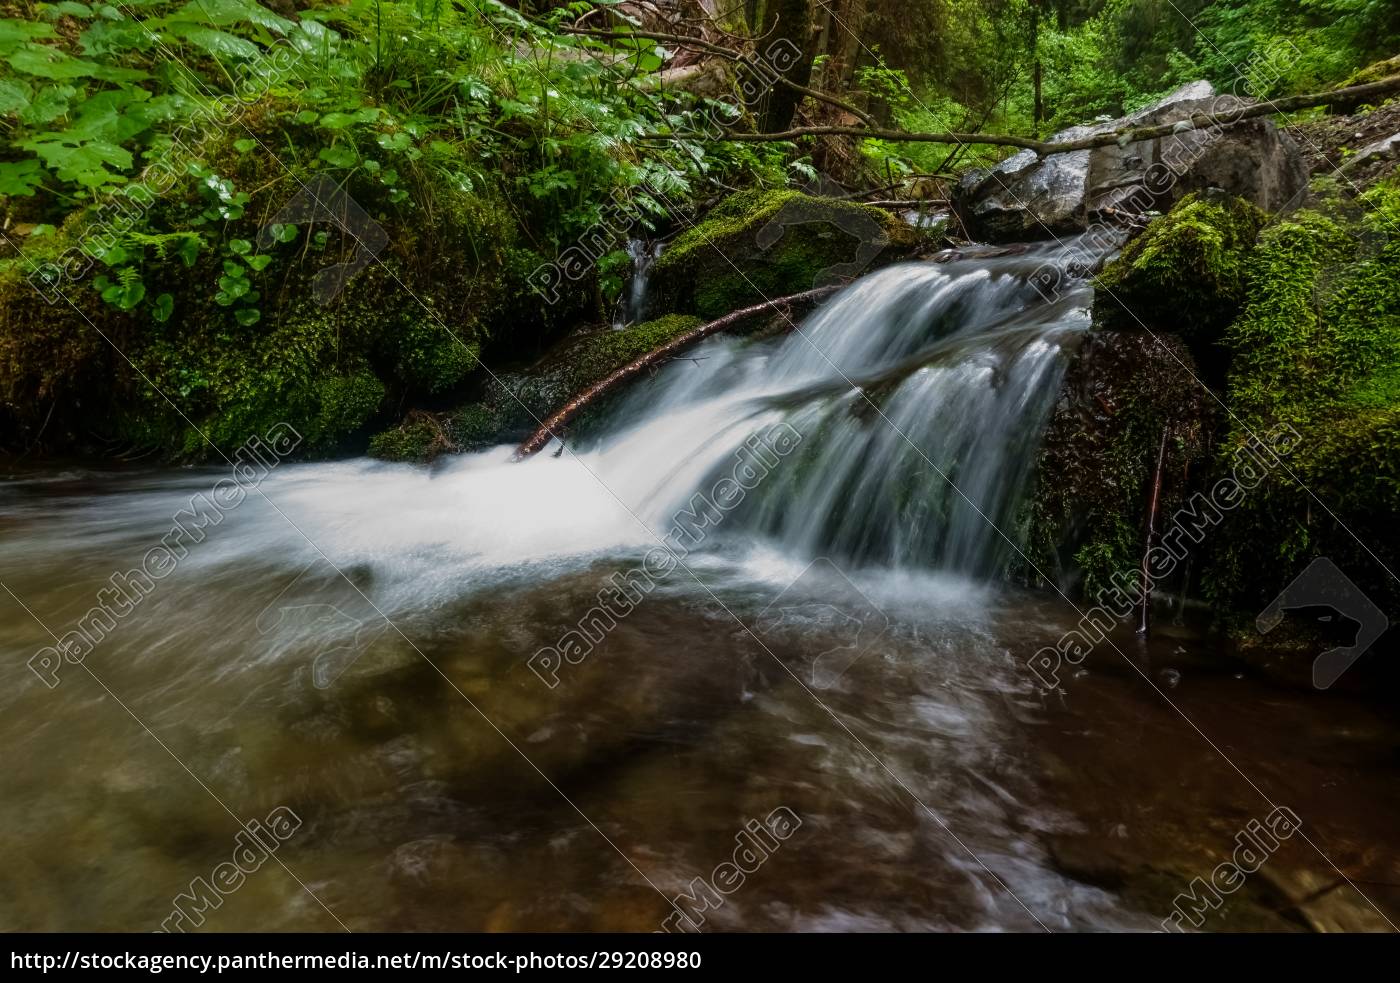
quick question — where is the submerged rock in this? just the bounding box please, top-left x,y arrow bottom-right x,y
955,82 -> 1307,243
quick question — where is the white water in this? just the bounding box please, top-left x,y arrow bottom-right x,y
613,238 -> 664,329
1,239 -> 1192,932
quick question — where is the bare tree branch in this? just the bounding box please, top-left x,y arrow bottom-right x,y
641,76 -> 1400,157
513,286 -> 840,460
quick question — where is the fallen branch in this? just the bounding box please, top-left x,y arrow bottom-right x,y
641,75 -> 1400,157
513,286 -> 839,460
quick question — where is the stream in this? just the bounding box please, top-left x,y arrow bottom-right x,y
1,244 -> 1397,932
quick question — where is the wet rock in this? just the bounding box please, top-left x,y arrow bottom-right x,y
386,836 -> 473,890
1018,330 -> 1216,600
955,82 -> 1307,243
367,314 -> 704,459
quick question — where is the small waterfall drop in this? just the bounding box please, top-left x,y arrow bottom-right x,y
576,239 -> 1104,578
613,238 -> 663,329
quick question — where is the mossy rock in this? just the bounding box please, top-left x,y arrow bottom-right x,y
489,313 -> 706,433
1203,179 -> 1400,631
1094,191 -> 1267,351
368,402 -> 511,463
649,190 -> 923,319
369,314 -> 705,462
1018,330 -> 1216,600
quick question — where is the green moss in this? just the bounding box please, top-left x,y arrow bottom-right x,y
650,190 -> 922,319
314,370 -> 386,441
567,314 -> 705,386
1339,54 -> 1400,90
367,414 -> 453,463
1203,178 -> 1400,618
448,402 -> 506,448
366,402 -> 507,463
1017,331 -> 1215,601
1095,191 -> 1268,341
390,318 -> 480,394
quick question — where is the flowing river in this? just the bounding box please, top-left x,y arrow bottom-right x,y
2,245 -> 1397,932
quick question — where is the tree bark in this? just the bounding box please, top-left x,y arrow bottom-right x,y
758,0 -> 817,133
513,286 -> 840,460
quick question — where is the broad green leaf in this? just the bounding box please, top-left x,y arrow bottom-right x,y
0,20 -> 57,44
0,78 -> 32,114
0,159 -> 45,197
234,307 -> 261,326
228,238 -> 252,255
18,84 -> 76,124
176,236 -> 201,267
167,0 -> 293,34
246,254 -> 272,271
317,144 -> 357,168
376,131 -> 412,152
169,25 -> 259,61
7,44 -> 98,79
105,278 -> 144,310
44,2 -> 95,18
19,135 -> 131,187
96,244 -> 128,265
151,292 -> 174,323
217,275 -> 249,300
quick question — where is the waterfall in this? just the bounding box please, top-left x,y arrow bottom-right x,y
613,238 -> 663,329
574,240 -> 1101,578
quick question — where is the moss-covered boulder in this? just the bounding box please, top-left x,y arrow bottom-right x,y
1203,179 -> 1400,636
1332,54 -> 1400,112
1094,191 -> 1267,352
649,190 -> 924,320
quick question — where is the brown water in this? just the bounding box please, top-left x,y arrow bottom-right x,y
1,462 -> 1397,933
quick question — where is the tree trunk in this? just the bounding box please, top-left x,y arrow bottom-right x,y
758,0 -> 816,133
513,286 -> 840,460
1031,1 -> 1044,134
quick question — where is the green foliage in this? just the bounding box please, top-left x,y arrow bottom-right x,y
391,318 -> 479,394
1,0 -> 787,458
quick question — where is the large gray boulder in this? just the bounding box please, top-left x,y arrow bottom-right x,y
955,82 -> 1308,242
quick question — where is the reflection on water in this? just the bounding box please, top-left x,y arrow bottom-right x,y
1,461 -> 1398,932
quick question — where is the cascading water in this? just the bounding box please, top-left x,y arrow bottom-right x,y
573,240 -> 1098,577
25,235 -> 1387,933
612,238 -> 663,329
